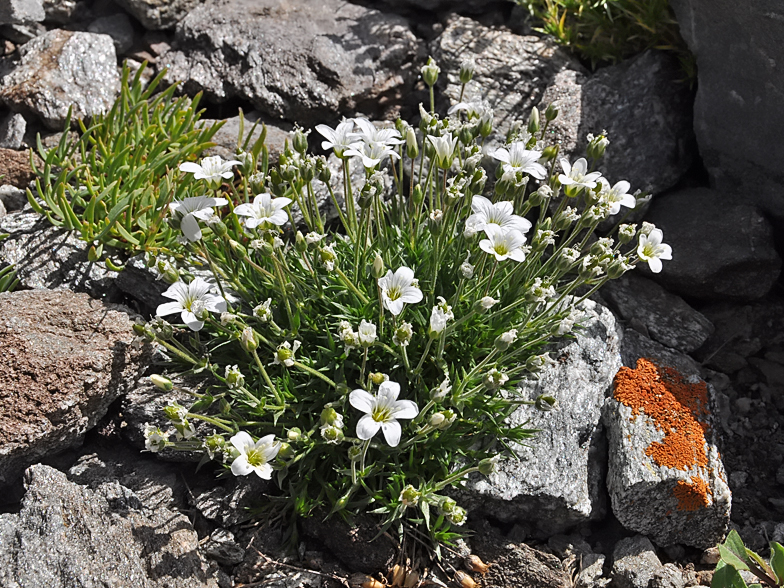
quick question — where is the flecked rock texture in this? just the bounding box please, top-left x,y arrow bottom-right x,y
160,0 -> 421,124
0,464 -> 218,588
117,0 -> 204,30
603,358 -> 731,548
0,290 -> 148,487
463,301 -> 621,534
0,29 -> 119,130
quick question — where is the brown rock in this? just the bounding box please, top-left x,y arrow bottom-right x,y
0,290 -> 149,487
0,147 -> 38,188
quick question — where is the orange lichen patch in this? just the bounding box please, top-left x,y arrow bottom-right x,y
673,477 -> 712,511
613,358 -> 709,471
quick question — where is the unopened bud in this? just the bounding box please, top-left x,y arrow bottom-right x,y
295,231 -> 307,253
421,57 -> 440,87
535,394 -> 557,411
412,184 -> 424,207
287,427 -> 302,442
372,253 -> 385,279
229,239 -> 247,259
292,127 -> 309,154
527,106 -> 540,134
478,455 -> 500,475
88,244 -> 102,262
429,412 -> 446,427
459,58 -> 475,84
240,327 -> 259,352
465,555 -> 491,574
369,372 -> 387,386
617,223 -> 637,244
544,102 -> 559,122
406,127 -> 418,159
150,374 -> 173,391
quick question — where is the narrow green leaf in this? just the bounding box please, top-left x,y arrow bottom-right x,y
771,542 -> 784,584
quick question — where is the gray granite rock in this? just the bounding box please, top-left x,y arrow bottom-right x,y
670,0 -> 784,219
620,328 -> 702,378
159,0 -> 421,125
577,553 -> 608,588
603,357 -> 731,548
42,0 -> 80,24
462,300 -> 621,535
0,0 -> 44,25
0,290 -> 148,488
0,29 -> 119,130
612,536 -> 664,588
0,111 -> 26,149
540,50 -> 694,195
190,475 -> 272,526
88,13 -> 135,54
603,273 -> 714,353
200,114 -> 292,164
117,0 -> 202,30
0,464 -> 219,588
0,197 -> 5,218
379,0 -> 500,12
645,188 -> 782,301
203,529 -> 245,566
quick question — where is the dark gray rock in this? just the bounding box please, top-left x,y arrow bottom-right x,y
462,301 -> 621,535
603,357 -> 731,548
0,211 -> 120,298
0,0 -> 44,25
645,188 -> 781,301
0,29 -> 119,130
159,0 -> 421,125
0,111 -> 26,149
190,475 -> 272,526
540,50 -> 694,195
379,0 -> 501,13
0,464 -> 219,588
200,114 -> 292,164
670,0 -> 784,219
203,529 -> 245,566
621,328 -> 702,378
0,290 -> 148,488
42,0 -> 81,24
117,0 -> 203,30
88,13 -> 135,54
603,273 -> 714,353
612,536 -> 664,588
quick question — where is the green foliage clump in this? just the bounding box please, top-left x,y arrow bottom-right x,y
28,63 -> 223,269
515,0 -> 694,74
713,529 -> 784,588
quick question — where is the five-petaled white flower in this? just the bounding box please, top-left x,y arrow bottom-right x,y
344,140 -> 400,169
427,134 -> 459,169
492,143 -> 546,179
466,195 -> 532,238
169,195 -> 228,242
598,178 -> 636,216
234,193 -> 292,229
315,119 -> 356,157
350,118 -> 404,148
179,155 -> 241,187
429,297 -> 454,335
637,228 -> 672,273
156,277 -> 227,331
479,225 -> 528,262
558,158 -> 603,190
378,267 -> 423,316
229,431 -> 281,479
349,381 -> 419,447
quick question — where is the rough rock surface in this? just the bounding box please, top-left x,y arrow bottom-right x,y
190,475 -> 272,527
0,147 -> 37,187
0,290 -> 147,488
462,300 -> 621,534
0,185 -> 26,211
620,328 -> 702,378
602,273 -> 714,353
603,358 -> 731,548
645,188 -> 782,301
87,13 -> 135,54
117,0 -> 203,30
0,0 -> 45,25
540,50 -> 694,195
201,114 -> 292,164
379,0 -> 500,13
0,212 -> 120,299
0,29 -> 119,130
0,111 -> 26,149
669,0 -> 784,218
611,535 -> 665,588
160,0 -> 421,125
0,464 -> 219,588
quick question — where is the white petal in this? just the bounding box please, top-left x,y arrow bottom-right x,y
179,162 -> 202,174
399,287 -> 423,304
356,414 -> 381,440
231,455 -> 253,476
479,239 -> 494,256
394,266 -> 415,286
230,431 -> 254,453
253,463 -> 273,479
156,301 -> 182,317
392,399 -> 419,420
380,420 -> 402,447
234,203 -> 255,217
260,441 -> 281,462
349,389 -> 375,413
181,213 -> 202,242
527,162 -> 547,180
204,294 -> 227,313
385,297 -> 404,316
182,312 -> 204,331
269,210 -> 289,226
509,249 -> 527,262
648,257 -> 663,273
378,380 -> 400,401
491,148 -> 510,164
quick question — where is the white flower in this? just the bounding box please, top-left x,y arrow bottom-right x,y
169,195 -> 229,242
273,340 -> 301,367
315,119 -> 356,157
378,267 -> 423,316
344,140 -> 400,169
350,118 -> 404,148
143,424 -> 167,453
460,258 -> 475,279
349,381 -> 419,447
392,322 -> 413,347
156,277 -> 227,331
427,134 -> 459,169
483,368 -> 509,389
305,232 -> 325,245
447,100 -> 490,119
253,298 -> 273,322
429,296 -> 454,335
479,225 -> 528,262
358,319 -> 377,347
234,193 -> 292,229
229,431 -> 281,479
432,376 -> 452,401
225,365 -> 245,389
598,178 -> 636,215
492,142 -> 546,179
466,195 -> 531,237
179,155 -> 240,186
558,158 -> 602,190
637,228 -> 672,273
338,320 -> 359,350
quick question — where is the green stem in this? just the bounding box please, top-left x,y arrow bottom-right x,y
292,360 -> 337,388
251,348 -> 284,405
335,266 -> 370,304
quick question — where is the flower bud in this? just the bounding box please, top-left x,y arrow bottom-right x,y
478,455 -> 500,475
240,326 -> 259,352
465,555 -> 491,574
150,374 -> 173,391
428,209 -> 443,236
494,329 -> 518,352
535,394 -> 557,411
478,112 -> 493,137
459,58 -> 475,84
277,441 -> 295,459
527,106 -> 540,134
421,57 -> 440,87
372,253 -> 385,279
429,412 -> 446,427
369,372 -> 387,386
439,497 -> 457,515
473,296 -> 498,314
405,127 -> 418,159
211,220 -> 228,238
460,259 -> 475,278
229,239 -> 248,259
436,409 -> 456,430
617,223 -> 637,244
411,184 -> 424,207
320,407 -> 342,427
542,145 -> 559,161
225,365 -> 245,389
525,353 -> 550,373
348,444 -> 363,461
295,231 -> 307,253
292,127 -> 309,154
586,132 -> 609,160
448,506 -> 467,526
287,427 -> 302,442
88,244 -> 102,262
544,102 -> 559,122
399,485 -> 421,507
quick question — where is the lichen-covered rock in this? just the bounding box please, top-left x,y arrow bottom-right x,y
0,290 -> 148,487
461,301 -> 621,535
0,29 -> 119,130
603,273 -> 714,353
603,358 -> 731,548
0,464 -> 218,588
159,0 -> 421,125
